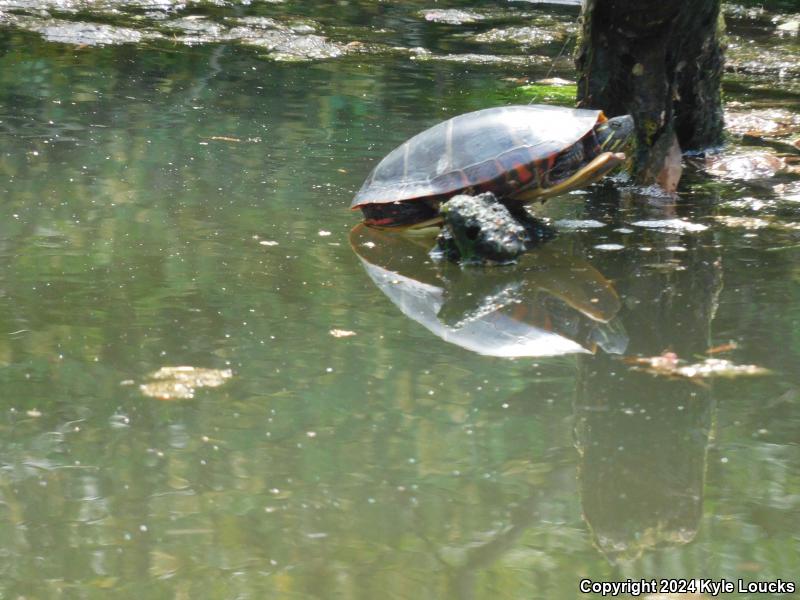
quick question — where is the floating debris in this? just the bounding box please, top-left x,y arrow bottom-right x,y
774,180 -> 800,201
720,196 -> 776,211
206,136 -> 241,143
554,219 -> 606,230
705,150 -> 787,181
535,77 -> 575,86
706,341 -> 738,355
675,359 -> 770,379
624,352 -> 769,381
140,366 -> 233,401
712,215 -> 771,229
329,329 -> 356,338
725,108 -> 800,138
631,219 -> 708,233
775,15 -> 800,36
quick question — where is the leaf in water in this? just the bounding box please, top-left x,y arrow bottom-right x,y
675,359 -> 770,379
207,136 -> 242,142
89,577 -> 119,589
149,550 -> 180,580
624,352 -> 769,380
140,366 -> 233,401
706,341 -> 738,355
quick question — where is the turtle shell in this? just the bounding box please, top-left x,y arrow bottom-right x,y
351,105 -> 607,209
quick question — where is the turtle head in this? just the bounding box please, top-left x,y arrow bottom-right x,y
595,114 -> 635,154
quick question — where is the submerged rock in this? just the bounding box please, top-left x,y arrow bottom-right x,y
0,7 -> 352,60
419,8 -> 485,25
244,30 -> 344,61
0,12 -> 162,44
726,34 -> 800,77
472,25 -> 563,46
410,49 -> 549,66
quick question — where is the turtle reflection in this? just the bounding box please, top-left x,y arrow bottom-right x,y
349,224 -> 628,358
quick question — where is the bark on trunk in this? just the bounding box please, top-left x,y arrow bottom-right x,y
576,0 -> 725,186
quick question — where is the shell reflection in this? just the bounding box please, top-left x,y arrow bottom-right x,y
350,224 -> 627,357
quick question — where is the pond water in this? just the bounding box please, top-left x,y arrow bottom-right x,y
0,1 -> 798,598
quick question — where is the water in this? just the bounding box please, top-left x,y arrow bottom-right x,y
0,2 -> 799,598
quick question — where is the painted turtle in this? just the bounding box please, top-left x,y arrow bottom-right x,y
351,104 -> 634,228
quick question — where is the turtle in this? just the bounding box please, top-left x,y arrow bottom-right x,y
351,104 -> 635,229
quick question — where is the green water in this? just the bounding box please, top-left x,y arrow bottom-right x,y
0,2 -> 799,598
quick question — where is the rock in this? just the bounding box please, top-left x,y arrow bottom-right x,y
431,193 -> 550,264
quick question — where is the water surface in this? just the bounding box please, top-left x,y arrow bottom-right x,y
0,2 -> 799,598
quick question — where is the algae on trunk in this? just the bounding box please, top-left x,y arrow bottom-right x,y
576,0 -> 725,186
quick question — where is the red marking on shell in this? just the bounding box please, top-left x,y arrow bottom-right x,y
514,164 -> 534,185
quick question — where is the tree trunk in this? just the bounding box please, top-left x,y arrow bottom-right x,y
576,0 -> 725,187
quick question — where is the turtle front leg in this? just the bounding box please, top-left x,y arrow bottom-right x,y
513,152 -> 627,203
